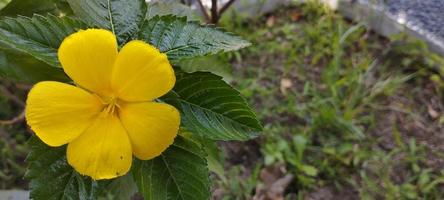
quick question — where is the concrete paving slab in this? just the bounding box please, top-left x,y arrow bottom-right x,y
339,0 -> 444,56
0,190 -> 29,200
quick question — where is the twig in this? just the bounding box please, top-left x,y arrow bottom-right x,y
219,0 -> 237,15
0,109 -> 25,126
196,0 -> 211,22
0,81 -> 28,126
15,83 -> 32,90
0,85 -> 25,107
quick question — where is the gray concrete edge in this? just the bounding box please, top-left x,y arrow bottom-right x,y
337,0 -> 444,56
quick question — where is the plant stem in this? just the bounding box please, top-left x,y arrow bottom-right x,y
0,85 -> 24,107
211,0 -> 218,24
219,0 -> 237,15
0,110 -> 25,126
196,0 -> 211,22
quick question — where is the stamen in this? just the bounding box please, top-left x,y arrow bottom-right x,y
101,97 -> 120,115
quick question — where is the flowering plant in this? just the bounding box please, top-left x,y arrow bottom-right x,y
0,0 -> 261,199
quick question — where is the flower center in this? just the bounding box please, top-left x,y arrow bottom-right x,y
102,97 -> 121,115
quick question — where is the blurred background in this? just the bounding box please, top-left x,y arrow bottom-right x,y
1,0 -> 444,199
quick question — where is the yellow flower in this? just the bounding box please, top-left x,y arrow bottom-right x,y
25,29 -> 180,180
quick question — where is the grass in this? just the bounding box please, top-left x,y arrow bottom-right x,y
212,1 -> 444,199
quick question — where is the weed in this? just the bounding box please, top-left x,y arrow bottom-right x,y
215,1 -> 444,199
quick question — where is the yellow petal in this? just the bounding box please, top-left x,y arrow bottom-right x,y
111,40 -> 175,102
58,29 -> 118,96
119,102 -> 180,160
26,81 -> 103,147
67,114 -> 132,180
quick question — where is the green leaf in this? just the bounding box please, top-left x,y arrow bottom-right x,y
132,136 -> 210,200
138,15 -> 251,62
177,55 -> 233,82
0,48 -> 69,83
98,174 -> 137,200
0,0 -> 72,17
67,0 -> 147,44
146,1 -> 199,21
0,14 -> 87,67
0,0 -> 10,10
164,72 -> 262,140
199,138 -> 227,183
26,137 -> 99,200
299,165 -> 318,177
180,131 -> 227,183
